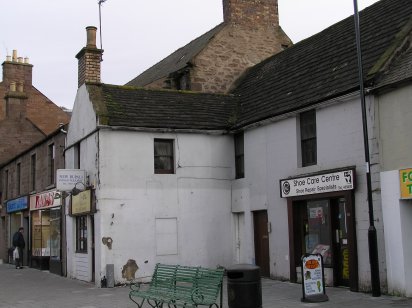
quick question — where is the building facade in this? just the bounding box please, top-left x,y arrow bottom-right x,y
63,0 -> 412,296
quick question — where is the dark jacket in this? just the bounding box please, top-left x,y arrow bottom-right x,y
12,231 -> 25,249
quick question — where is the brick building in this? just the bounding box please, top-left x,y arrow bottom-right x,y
0,50 -> 70,269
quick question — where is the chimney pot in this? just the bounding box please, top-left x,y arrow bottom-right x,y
6,55 -> 12,62
18,57 -> 23,63
24,57 -> 29,64
12,50 -> 17,62
86,26 -> 98,48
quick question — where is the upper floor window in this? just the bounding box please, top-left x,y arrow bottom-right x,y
74,144 -> 81,169
16,163 -> 21,195
300,110 -> 317,167
48,143 -> 55,185
31,154 -> 36,191
4,170 -> 9,200
235,133 -> 245,179
154,139 -> 174,174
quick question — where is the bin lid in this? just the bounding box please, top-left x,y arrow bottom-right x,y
226,264 -> 261,281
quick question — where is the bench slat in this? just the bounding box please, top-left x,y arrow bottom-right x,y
129,263 -> 224,307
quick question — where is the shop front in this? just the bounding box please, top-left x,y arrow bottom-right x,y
280,168 -> 358,291
30,190 -> 63,275
6,196 -> 29,265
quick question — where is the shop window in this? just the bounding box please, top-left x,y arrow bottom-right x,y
303,200 -> 332,266
154,139 -> 174,174
49,208 -> 61,260
32,210 -> 51,257
300,110 -> 317,167
48,144 -> 55,185
30,154 -> 36,191
235,133 -> 245,179
76,216 -> 87,253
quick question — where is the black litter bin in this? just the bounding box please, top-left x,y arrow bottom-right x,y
227,264 -> 262,308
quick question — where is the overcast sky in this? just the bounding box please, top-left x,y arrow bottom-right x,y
1,0 -> 379,109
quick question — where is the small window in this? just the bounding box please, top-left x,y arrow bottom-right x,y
300,110 -> 317,167
154,139 -> 174,174
4,170 -> 9,200
76,215 -> 87,253
48,144 -> 55,185
74,144 -> 81,169
30,154 -> 36,191
235,133 -> 245,179
17,163 -> 21,195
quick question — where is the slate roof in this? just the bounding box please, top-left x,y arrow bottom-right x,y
126,24 -> 225,87
88,84 -> 237,131
232,0 -> 412,128
375,48 -> 412,89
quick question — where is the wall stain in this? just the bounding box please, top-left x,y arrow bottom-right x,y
122,259 -> 139,281
102,237 -> 113,249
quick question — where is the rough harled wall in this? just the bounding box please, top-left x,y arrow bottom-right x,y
191,24 -> 291,93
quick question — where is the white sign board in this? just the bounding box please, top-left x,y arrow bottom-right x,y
56,169 -> 86,191
301,254 -> 328,302
280,170 -> 354,198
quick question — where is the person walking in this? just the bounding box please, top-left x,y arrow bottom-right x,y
12,227 -> 25,269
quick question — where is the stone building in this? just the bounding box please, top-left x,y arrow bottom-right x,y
0,51 -> 70,266
127,0 -> 292,93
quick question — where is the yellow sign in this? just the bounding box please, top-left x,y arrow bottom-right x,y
400,168 -> 412,199
71,190 -> 92,215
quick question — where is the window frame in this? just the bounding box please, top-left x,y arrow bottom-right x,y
48,143 -> 55,185
75,215 -> 88,253
16,162 -> 21,195
154,139 -> 175,174
300,110 -> 317,167
234,132 -> 245,179
30,153 -> 36,192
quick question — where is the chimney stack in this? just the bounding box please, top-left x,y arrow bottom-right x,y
222,0 -> 279,28
76,26 -> 102,88
2,49 -> 33,89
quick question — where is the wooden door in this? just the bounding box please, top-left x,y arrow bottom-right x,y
253,210 -> 270,277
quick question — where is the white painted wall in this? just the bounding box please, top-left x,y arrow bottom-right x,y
233,95 -> 386,290
378,85 -> 412,171
65,86 -> 100,282
96,130 -> 234,284
381,170 -> 412,296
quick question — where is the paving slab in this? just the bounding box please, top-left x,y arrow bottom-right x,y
1,264 -> 411,307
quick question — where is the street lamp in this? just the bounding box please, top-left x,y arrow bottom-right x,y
353,0 -> 381,297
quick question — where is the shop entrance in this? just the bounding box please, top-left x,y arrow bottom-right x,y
288,193 -> 357,290
253,210 -> 270,277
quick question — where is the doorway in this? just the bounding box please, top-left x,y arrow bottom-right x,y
253,210 -> 270,277
289,194 -> 355,289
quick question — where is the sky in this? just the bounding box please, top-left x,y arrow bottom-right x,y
1,0 -> 380,110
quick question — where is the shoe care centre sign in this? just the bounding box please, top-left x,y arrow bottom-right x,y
280,169 -> 354,198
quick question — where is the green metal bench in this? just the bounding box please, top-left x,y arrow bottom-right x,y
129,263 -> 224,308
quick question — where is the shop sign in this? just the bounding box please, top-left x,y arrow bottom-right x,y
280,170 -> 354,198
301,254 -> 328,302
6,196 -> 29,213
56,169 -> 86,191
30,190 -> 61,211
71,190 -> 92,215
399,168 -> 412,199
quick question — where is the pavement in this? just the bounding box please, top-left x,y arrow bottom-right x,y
1,263 -> 412,308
